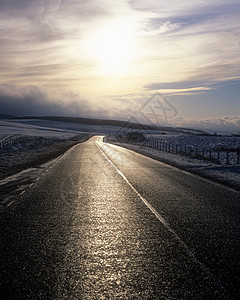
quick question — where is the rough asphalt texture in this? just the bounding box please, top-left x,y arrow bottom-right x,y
0,137 -> 240,299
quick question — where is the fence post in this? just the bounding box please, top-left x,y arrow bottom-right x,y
226,151 -> 229,165
217,151 -> 220,163
209,149 -> 212,160
195,147 -> 198,158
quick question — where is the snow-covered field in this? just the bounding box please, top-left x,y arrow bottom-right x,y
0,118 -> 124,179
145,132 -> 240,150
145,133 -> 240,165
0,118 -> 124,139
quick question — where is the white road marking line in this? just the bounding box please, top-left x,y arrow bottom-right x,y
97,142 -> 187,246
96,140 -> 231,298
105,141 -> 240,195
7,201 -> 14,207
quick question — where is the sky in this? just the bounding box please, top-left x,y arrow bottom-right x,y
0,0 -> 240,132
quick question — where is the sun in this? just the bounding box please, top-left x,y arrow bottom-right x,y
88,20 -> 138,76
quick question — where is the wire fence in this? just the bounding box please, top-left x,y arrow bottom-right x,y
130,139 -> 240,166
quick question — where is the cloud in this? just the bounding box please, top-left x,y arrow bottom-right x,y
0,0 -> 240,125
141,20 -> 182,36
128,0 -> 240,17
0,0 -> 138,92
1,0 -> 239,91
144,82 -> 212,95
0,84 -> 94,117
0,84 -> 136,120
1,84 -> 240,133
133,0 -> 240,94
179,116 -> 240,133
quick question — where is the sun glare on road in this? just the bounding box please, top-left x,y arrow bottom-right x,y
88,19 -> 138,76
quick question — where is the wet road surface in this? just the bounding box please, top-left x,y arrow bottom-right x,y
0,136 -> 240,299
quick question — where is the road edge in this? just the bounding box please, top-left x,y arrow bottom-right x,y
106,140 -> 240,193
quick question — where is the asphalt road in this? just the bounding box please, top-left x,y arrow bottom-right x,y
0,136 -> 240,299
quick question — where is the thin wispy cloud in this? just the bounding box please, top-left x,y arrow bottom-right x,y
0,0 -> 239,131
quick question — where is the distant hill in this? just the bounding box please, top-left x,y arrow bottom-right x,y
17,115 -> 207,135
0,113 -> 16,119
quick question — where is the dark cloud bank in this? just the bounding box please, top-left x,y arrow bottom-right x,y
0,84 -> 95,117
